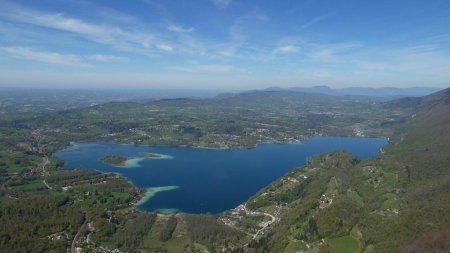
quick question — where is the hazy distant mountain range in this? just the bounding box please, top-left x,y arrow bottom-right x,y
0,86 -> 444,113
264,85 -> 441,98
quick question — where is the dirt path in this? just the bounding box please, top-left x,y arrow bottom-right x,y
40,156 -> 53,190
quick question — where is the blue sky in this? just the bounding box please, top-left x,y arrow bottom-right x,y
0,0 -> 449,89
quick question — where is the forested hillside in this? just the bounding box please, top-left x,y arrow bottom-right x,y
234,88 -> 450,252
0,89 -> 449,252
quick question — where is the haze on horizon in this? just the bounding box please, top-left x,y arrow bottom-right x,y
0,0 -> 449,90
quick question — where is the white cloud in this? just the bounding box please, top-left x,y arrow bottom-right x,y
2,47 -> 130,66
308,42 -> 361,62
172,64 -> 233,73
300,14 -> 331,30
218,47 -> 238,57
168,25 -> 195,33
230,10 -> 268,42
2,47 -> 87,66
273,45 -> 301,55
219,10 -> 269,59
0,3 -> 164,55
157,44 -> 174,52
86,54 -> 128,63
212,0 -> 233,8
357,45 -> 450,75
0,2 -> 273,61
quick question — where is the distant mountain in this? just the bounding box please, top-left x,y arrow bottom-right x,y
265,85 -> 442,98
0,88 -> 224,113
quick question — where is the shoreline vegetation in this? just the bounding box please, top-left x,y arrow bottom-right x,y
138,152 -> 174,159
99,155 -> 144,168
99,152 -> 174,168
100,155 -> 131,167
136,186 -> 181,212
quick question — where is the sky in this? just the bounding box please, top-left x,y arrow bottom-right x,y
0,0 -> 450,89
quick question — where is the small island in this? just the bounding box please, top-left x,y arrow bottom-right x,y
100,152 -> 172,168
100,155 -> 131,167
140,152 -> 163,158
139,152 -> 174,159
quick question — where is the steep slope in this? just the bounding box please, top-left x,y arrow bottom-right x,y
231,88 -> 450,253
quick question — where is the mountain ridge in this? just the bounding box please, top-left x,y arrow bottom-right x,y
264,85 -> 441,98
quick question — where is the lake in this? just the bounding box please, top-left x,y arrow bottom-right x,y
54,136 -> 387,214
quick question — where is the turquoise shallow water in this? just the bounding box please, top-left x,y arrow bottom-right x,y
54,136 -> 387,214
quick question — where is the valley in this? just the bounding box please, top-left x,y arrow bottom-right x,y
2,1 -> 449,252
0,89 -> 449,253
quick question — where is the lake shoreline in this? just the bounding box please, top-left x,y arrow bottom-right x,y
136,186 -> 181,213
67,133 -> 389,152
57,136 -> 388,214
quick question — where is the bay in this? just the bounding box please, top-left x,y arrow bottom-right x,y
54,136 -> 387,214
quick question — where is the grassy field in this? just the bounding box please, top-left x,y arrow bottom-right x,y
11,180 -> 46,191
347,188 -> 365,206
327,235 -> 361,253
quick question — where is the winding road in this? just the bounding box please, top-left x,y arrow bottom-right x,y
240,204 -> 279,239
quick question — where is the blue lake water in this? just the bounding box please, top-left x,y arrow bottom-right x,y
54,136 -> 387,214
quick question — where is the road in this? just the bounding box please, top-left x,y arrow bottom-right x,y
71,217 -> 87,253
40,156 -> 53,190
239,204 -> 279,239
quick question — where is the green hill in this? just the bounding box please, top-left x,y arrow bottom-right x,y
235,88 -> 450,252
0,89 -> 449,252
